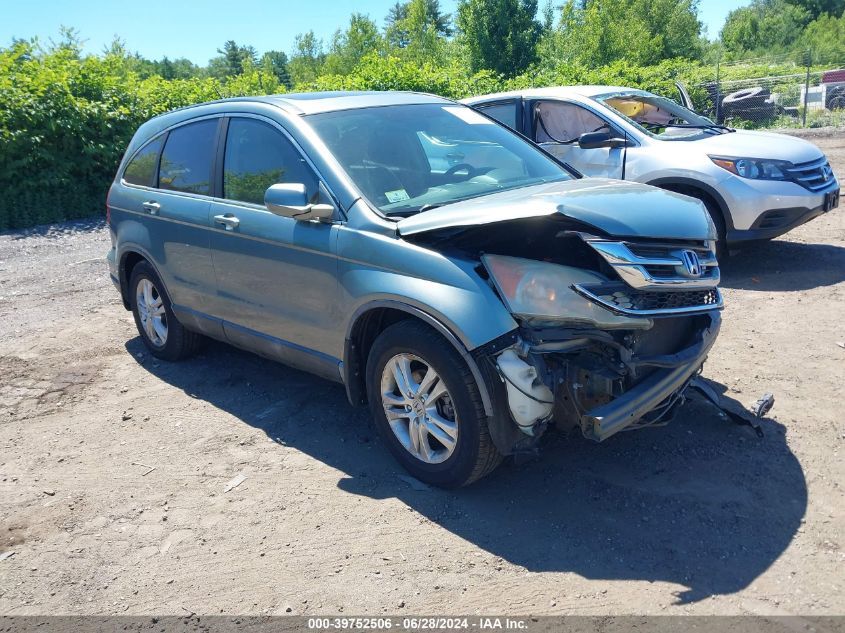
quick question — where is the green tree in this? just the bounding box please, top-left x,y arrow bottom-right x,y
49,25 -> 84,57
720,0 -> 811,55
386,0 -> 451,63
784,0 -> 844,19
800,12 -> 845,62
261,50 -> 292,88
456,0 -> 542,76
386,2 -> 412,47
322,13 -> 383,75
169,57 -> 200,79
288,31 -> 324,85
386,0 -> 452,47
541,0 -> 702,68
209,40 -> 258,78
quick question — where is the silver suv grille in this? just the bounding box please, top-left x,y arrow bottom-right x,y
786,156 -> 836,192
585,239 -> 720,291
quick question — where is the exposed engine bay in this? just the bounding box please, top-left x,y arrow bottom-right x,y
406,214 -> 724,454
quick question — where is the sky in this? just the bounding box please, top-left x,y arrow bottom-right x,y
1,0 -> 750,65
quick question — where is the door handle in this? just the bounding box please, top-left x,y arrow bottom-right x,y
142,201 -> 160,215
214,214 -> 240,231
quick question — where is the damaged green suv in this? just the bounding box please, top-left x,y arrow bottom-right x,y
107,91 -> 723,487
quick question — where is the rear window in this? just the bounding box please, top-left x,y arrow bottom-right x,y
477,102 -> 518,130
123,137 -> 163,187
158,119 -> 218,195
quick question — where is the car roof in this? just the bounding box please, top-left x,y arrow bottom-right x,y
162,91 -> 453,118
462,85 -> 651,104
124,91 -> 459,170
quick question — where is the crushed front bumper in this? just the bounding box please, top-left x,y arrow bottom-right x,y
581,312 -> 721,441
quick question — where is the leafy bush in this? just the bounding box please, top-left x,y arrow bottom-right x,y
0,39 -> 836,231
0,43 -> 279,230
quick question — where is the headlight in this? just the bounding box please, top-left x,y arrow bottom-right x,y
481,254 -> 651,329
709,155 -> 792,180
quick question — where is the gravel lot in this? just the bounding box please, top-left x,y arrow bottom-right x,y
1,134 -> 843,617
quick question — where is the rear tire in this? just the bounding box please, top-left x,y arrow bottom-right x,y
129,261 -> 203,361
366,320 -> 502,488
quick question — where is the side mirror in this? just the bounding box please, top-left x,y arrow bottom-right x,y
265,183 -> 334,222
578,131 -> 626,150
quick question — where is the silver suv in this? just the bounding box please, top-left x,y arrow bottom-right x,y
464,86 -> 840,252
108,91 -> 722,487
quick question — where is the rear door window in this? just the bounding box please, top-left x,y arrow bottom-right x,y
476,101 -> 518,131
123,137 -> 163,187
223,118 -> 316,205
158,119 -> 218,195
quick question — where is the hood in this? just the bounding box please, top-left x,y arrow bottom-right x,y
693,129 -> 824,163
397,178 -> 715,241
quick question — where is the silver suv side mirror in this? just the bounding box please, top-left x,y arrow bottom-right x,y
578,130 -> 627,150
265,183 -> 334,222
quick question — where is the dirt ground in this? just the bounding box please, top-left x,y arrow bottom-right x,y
1,134 -> 843,618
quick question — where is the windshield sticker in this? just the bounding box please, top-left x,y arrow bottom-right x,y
442,106 -> 493,125
385,189 -> 411,203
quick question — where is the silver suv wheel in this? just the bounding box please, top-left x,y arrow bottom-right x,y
380,353 -> 458,464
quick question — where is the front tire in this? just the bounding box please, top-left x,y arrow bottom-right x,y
699,196 -> 728,260
661,186 -> 728,259
366,320 -> 502,488
129,261 -> 203,361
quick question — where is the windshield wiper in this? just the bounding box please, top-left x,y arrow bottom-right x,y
655,123 -> 735,134
386,203 -> 441,218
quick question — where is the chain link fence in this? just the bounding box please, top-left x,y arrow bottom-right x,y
689,61 -> 845,130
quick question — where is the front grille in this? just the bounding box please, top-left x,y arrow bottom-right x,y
575,282 -> 722,316
626,241 -> 717,284
585,238 -> 720,291
786,156 -> 836,192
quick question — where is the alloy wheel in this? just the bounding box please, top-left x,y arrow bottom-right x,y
136,278 -> 168,347
380,353 -> 459,464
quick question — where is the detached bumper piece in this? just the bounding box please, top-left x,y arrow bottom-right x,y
687,377 -> 771,438
580,314 -> 721,442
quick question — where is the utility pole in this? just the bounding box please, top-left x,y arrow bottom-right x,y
802,49 -> 811,127
715,49 -> 722,124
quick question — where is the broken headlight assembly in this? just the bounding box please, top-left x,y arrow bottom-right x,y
481,254 -> 652,329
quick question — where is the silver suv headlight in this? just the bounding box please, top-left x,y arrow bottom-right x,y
481,254 -> 652,329
709,155 -> 792,181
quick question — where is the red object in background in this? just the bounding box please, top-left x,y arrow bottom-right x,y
822,69 -> 845,84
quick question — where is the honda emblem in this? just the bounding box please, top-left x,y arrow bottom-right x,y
680,250 -> 703,278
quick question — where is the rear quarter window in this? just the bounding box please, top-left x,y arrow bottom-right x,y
158,119 -> 218,195
123,137 -> 163,187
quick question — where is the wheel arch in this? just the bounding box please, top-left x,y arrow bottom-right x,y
646,177 -> 734,234
118,247 -> 163,310
343,300 -> 496,417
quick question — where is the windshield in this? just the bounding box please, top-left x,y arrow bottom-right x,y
306,103 -> 573,216
595,92 -> 727,140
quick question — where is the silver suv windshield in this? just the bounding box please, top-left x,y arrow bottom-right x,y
306,103 -> 573,216
595,92 -> 731,140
